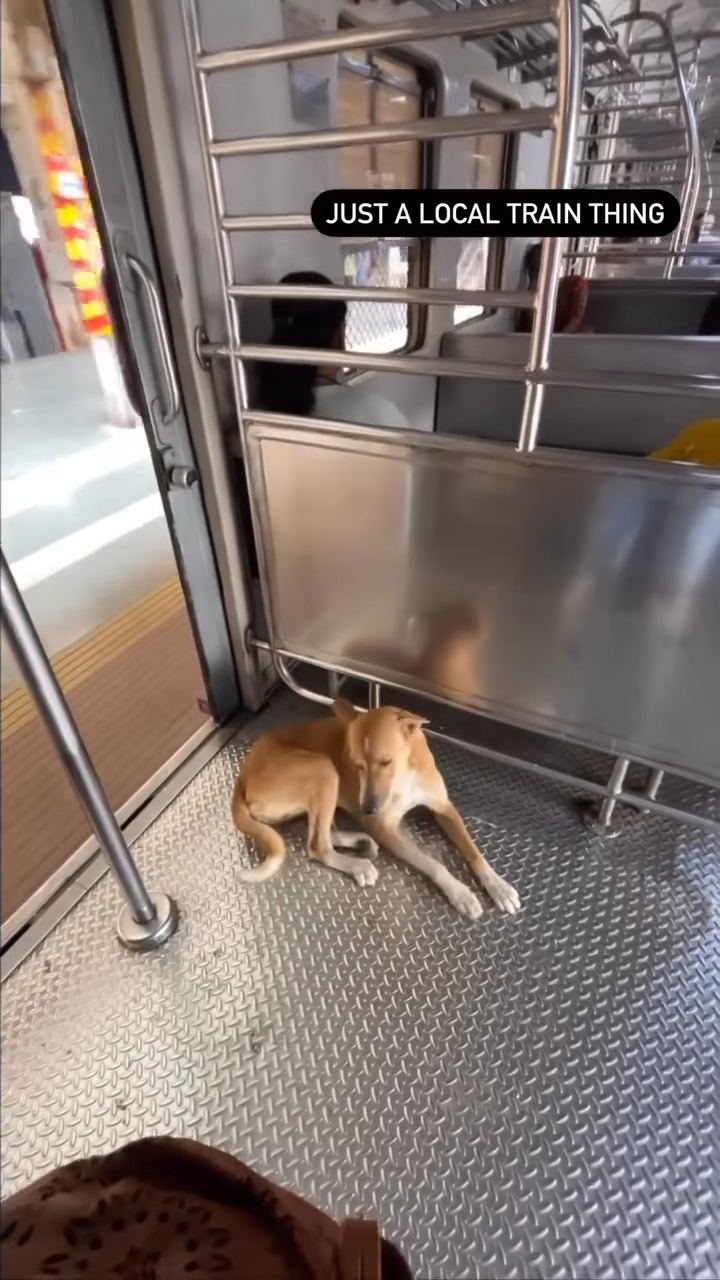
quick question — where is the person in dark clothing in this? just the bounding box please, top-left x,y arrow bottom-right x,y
1,1136 -> 413,1280
515,242 -> 590,334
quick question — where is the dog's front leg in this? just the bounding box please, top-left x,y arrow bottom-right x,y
330,828 -> 379,860
363,815 -> 484,920
430,799 -> 520,914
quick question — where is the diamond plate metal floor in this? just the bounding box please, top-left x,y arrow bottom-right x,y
2,690 -> 719,1279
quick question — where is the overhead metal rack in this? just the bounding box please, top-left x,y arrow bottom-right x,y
569,11 -> 710,279
393,0 -> 634,87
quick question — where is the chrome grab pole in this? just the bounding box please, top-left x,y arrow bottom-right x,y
0,550 -> 179,951
516,0 -> 584,455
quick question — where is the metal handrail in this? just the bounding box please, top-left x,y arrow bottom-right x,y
567,243 -> 720,258
516,0 -> 583,452
196,0 -> 556,71
208,107 -> 553,158
200,339 -> 720,400
227,283 -> 535,309
582,151 -> 688,165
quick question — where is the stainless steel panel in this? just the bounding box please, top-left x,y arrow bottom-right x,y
3,692 -> 719,1279
246,423 -> 720,786
436,331 -> 720,454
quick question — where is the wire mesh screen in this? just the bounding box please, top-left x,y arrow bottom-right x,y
343,244 -> 410,353
454,239 -> 490,324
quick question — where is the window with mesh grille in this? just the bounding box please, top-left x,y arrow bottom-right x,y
454,90 -> 514,326
337,49 -> 431,354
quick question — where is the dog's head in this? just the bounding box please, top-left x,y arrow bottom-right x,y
332,698 -> 428,817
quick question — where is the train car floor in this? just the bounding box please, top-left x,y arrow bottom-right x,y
2,688 -> 719,1279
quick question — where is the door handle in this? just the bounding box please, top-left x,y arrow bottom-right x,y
126,253 -> 181,425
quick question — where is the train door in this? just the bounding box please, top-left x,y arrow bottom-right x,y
0,0 -> 256,942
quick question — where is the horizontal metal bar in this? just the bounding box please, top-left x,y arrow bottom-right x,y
222,213 -> 313,231
195,0 -> 557,72
577,127 -> 685,140
589,70 -> 677,87
209,106 -> 554,158
566,245 -> 719,258
204,340 -> 720,398
582,151 -> 688,165
220,214 -> 415,248
581,101 -> 681,113
227,282 -> 535,309
253,642 -> 720,836
628,31 -> 720,55
580,178 -> 684,187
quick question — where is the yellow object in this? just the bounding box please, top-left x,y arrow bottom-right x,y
651,420 -> 720,467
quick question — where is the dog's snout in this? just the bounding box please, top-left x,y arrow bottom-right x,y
362,796 -> 382,817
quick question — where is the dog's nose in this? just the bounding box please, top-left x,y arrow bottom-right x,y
362,797 -> 381,816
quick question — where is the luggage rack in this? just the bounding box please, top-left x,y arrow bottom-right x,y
183,0 -> 720,842
569,13 -> 716,277
396,0 -> 634,87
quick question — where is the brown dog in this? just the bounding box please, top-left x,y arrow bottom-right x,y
232,698 -> 519,920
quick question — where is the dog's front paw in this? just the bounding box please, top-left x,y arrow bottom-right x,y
442,875 -> 484,920
484,871 -> 521,914
352,859 -> 379,887
359,836 -> 379,861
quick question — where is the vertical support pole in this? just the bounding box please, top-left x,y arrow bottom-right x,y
643,768 -> 664,802
583,94 -> 621,279
1,550 -> 178,951
517,0 -> 584,455
613,13 -> 701,278
368,682 -> 381,710
631,766 -> 664,814
582,755 -> 631,836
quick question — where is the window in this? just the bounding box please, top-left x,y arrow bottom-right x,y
337,50 -> 432,354
454,90 -> 514,326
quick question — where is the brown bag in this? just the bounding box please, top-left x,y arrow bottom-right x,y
1,1136 -> 413,1280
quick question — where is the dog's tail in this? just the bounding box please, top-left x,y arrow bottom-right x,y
232,777 -> 286,882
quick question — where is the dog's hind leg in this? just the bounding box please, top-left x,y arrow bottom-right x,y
307,761 -> 379,888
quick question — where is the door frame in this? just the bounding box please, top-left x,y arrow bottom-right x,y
44,0 -> 252,722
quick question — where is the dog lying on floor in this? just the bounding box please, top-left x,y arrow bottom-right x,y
232,697 -> 520,920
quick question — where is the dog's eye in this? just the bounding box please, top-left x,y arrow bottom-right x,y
378,759 -> 392,768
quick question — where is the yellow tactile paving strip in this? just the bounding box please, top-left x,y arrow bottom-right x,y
1,578 -> 209,924
1,578 -> 186,741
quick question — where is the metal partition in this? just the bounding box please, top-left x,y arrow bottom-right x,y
244,418 -> 720,791
183,0 -> 720,835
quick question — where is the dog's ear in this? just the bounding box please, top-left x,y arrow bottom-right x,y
332,697 -> 358,723
395,709 -> 429,738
